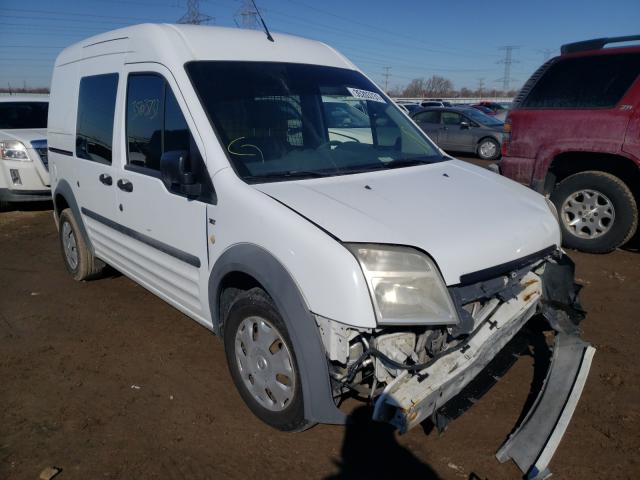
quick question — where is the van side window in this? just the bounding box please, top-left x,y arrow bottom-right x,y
76,73 -> 119,164
126,73 -> 190,170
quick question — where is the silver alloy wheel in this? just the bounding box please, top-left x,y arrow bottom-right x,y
561,189 -> 615,239
62,221 -> 79,270
479,139 -> 497,159
234,316 -> 296,411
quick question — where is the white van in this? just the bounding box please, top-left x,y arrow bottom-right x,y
48,24 -> 594,477
0,95 -> 50,208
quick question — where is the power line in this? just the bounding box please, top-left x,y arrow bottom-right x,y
537,48 -> 555,61
497,45 -> 519,91
178,0 -> 214,24
235,0 -> 259,29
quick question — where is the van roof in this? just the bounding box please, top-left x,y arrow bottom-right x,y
54,23 -> 356,71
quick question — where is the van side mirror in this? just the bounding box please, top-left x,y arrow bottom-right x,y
160,150 -> 202,197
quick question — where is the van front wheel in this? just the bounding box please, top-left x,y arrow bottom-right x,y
223,287 -> 311,432
551,171 -> 638,253
58,209 -> 104,280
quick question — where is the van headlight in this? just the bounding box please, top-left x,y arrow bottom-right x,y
347,244 -> 459,326
0,140 -> 31,161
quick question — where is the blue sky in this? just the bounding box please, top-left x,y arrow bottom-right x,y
1,0 -> 638,91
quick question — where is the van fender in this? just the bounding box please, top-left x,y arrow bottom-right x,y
53,179 -> 94,254
208,244 -> 347,425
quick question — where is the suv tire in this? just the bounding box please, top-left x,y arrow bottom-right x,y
551,171 -> 638,253
223,287 -> 312,432
58,208 -> 105,280
477,137 -> 500,160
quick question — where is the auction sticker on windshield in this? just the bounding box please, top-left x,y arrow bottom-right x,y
347,87 -> 385,103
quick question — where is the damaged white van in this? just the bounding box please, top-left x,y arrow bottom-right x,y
48,24 -> 594,479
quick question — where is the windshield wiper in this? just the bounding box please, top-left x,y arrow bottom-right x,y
244,170 -> 333,182
381,158 -> 438,169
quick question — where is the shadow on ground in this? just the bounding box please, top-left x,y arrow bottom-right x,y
326,406 -> 441,480
327,318 -> 556,480
0,200 -> 53,213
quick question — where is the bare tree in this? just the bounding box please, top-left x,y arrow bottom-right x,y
423,75 -> 454,97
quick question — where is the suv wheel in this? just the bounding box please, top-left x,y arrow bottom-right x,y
551,171 -> 638,253
477,137 -> 500,160
58,208 -> 104,280
223,287 -> 311,432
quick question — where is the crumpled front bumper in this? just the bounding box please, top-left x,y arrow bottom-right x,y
372,271 -> 543,432
372,254 -> 594,478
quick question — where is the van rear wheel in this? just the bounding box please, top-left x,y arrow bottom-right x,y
223,287 -> 311,432
551,171 -> 638,253
58,208 -> 104,280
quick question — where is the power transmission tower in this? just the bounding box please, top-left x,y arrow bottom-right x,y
178,0 -> 214,25
477,77 -> 485,97
497,45 -> 519,91
382,66 -> 391,93
236,0 -> 260,29
538,48 -> 555,61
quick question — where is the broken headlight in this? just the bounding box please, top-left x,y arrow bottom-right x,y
347,244 -> 459,326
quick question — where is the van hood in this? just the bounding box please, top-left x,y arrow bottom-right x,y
0,128 -> 47,143
255,160 -> 560,285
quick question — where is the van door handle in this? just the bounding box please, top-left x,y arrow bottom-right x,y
117,179 -> 133,192
98,173 -> 112,186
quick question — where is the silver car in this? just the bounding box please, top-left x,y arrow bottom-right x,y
411,106 -> 504,160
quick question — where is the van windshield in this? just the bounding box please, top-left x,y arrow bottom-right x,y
186,62 -> 444,183
0,102 -> 48,129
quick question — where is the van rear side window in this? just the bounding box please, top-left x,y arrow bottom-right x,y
522,52 -> 640,108
76,73 -> 119,164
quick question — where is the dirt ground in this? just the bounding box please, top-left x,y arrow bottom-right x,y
1,181 -> 639,479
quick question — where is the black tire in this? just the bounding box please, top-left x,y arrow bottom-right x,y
223,287 -> 311,432
58,208 -> 104,280
0,199 -> 8,211
550,171 -> 638,253
477,137 -> 501,160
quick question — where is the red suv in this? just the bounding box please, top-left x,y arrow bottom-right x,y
501,35 -> 640,252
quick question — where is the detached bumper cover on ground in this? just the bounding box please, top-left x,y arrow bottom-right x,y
496,333 -> 595,479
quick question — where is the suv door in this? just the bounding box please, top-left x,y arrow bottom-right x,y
113,66 -> 214,325
412,110 -> 442,143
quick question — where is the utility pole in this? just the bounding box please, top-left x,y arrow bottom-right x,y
236,0 -> 260,29
497,45 -> 519,91
178,0 -> 214,25
382,66 -> 391,93
477,77 -> 485,98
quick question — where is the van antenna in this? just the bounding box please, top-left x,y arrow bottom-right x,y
250,0 -> 274,42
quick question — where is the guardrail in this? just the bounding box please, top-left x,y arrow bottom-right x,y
394,97 -> 514,104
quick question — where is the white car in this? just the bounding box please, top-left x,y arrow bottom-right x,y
48,24 -> 594,478
0,95 -> 50,208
